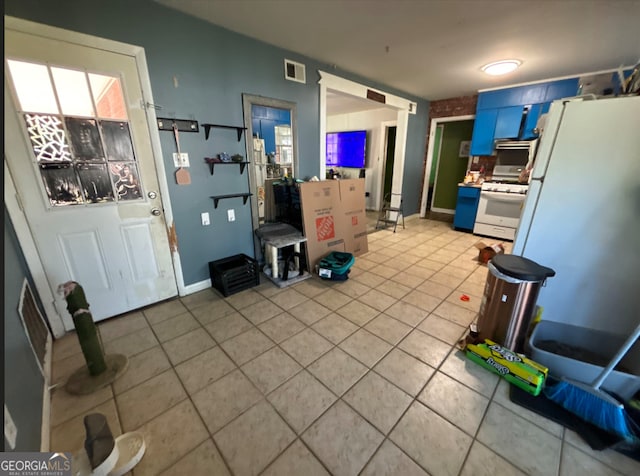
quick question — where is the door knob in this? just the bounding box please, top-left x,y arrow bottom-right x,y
151,208 -> 161,216
148,191 -> 158,199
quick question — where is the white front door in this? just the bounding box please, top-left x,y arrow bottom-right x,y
4,27 -> 177,331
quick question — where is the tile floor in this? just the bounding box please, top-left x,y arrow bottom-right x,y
49,218 -> 640,475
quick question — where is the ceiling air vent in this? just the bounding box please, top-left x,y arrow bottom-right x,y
284,59 -> 306,84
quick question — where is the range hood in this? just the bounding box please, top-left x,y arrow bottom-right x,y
494,140 -> 535,150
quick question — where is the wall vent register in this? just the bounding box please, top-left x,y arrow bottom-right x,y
284,59 -> 306,84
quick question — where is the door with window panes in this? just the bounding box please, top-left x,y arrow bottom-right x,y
5,28 -> 177,331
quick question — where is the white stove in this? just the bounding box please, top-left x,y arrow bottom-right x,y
480,181 -> 529,194
474,171 -> 529,240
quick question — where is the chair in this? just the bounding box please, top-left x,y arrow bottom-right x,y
376,192 -> 405,233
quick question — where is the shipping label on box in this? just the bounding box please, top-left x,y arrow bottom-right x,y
339,179 -> 368,256
299,181 -> 346,271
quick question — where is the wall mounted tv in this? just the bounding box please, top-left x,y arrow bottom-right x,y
326,130 -> 367,168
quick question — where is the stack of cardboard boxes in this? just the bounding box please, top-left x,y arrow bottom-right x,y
299,178 -> 368,271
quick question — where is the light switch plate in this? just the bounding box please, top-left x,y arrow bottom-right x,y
173,152 -> 190,167
227,209 -> 235,222
201,212 -> 210,226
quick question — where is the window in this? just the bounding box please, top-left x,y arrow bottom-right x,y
7,60 -> 142,206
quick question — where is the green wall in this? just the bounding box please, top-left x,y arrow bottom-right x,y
5,0 -> 429,286
432,120 -> 474,210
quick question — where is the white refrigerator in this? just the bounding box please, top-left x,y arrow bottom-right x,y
512,95 -> 640,336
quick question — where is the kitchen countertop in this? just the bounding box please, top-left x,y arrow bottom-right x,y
458,182 -> 483,188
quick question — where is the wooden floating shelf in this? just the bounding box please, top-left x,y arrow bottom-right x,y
202,124 -> 247,141
207,161 -> 249,175
210,193 -> 252,208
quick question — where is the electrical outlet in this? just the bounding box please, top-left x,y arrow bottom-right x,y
227,209 -> 235,222
201,212 -> 210,226
4,404 -> 17,450
172,152 -> 190,167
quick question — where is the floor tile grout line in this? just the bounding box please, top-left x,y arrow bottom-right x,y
249,360 -> 346,474
560,432 -> 629,476
351,339 -> 464,475
204,353 -> 331,474
557,427 -> 566,476
256,436 -> 334,476
242,307 -> 410,471
69,308 -> 209,473
454,364 -> 502,476
142,309 -> 237,476
177,291 -> 343,472
307,277 -> 470,472
49,221 -> 558,475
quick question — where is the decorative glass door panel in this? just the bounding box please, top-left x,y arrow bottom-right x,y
7,59 -> 141,206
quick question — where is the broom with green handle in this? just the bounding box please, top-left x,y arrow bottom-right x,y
545,321 -> 640,441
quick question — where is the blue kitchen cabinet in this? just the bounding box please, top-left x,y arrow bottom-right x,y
477,87 -> 523,109
470,109 -> 498,156
477,89 -> 512,109
520,84 -> 548,105
521,103 -> 544,139
494,106 -> 524,139
454,186 -> 481,231
471,77 -> 581,154
545,78 -> 579,102
477,83 -> 547,110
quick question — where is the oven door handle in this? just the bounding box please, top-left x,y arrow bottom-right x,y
481,191 -> 526,201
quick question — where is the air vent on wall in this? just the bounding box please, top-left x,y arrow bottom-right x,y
284,59 -> 306,84
18,280 -> 51,380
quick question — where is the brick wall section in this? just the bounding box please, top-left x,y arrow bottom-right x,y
418,95 -> 478,210
428,95 -> 478,121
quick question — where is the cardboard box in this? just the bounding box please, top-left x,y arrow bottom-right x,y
474,241 -> 505,264
299,181 -> 346,271
339,179 -> 368,257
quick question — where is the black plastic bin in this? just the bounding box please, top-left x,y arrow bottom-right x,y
209,254 -> 260,297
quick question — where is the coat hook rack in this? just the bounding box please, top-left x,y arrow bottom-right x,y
157,118 -> 200,133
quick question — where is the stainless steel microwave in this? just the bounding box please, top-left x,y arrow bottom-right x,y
494,139 -> 538,168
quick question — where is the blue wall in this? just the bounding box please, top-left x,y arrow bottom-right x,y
5,0 -> 429,286
4,209 -> 45,451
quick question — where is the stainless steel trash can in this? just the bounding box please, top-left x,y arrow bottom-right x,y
477,254 -> 555,352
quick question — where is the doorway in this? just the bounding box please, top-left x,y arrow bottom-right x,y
4,19 -> 177,336
319,71 -> 415,212
249,103 -> 294,224
242,94 -> 298,256
381,126 -> 397,205
425,125 -> 443,210
420,115 -> 475,217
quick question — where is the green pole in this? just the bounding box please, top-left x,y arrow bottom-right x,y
60,281 -> 107,376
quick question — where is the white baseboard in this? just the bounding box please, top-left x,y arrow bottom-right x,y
430,207 -> 455,214
181,279 -> 212,296
40,384 -> 50,451
40,334 -> 52,452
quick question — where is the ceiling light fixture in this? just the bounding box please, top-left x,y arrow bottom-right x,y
481,59 -> 522,76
